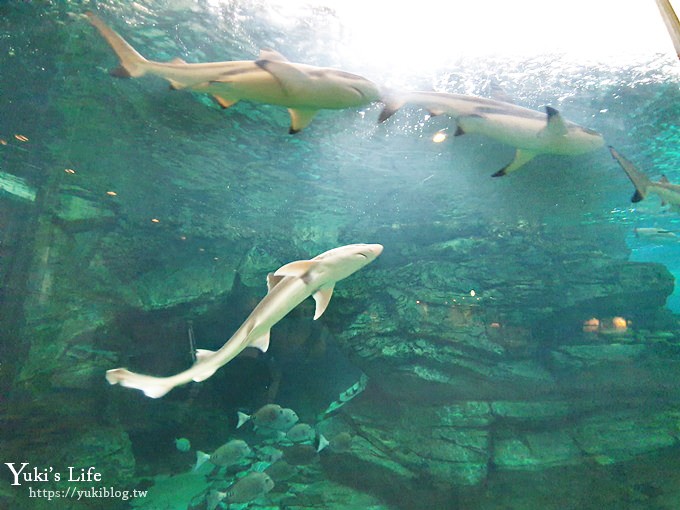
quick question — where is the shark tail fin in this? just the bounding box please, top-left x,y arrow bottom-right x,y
609,146 -> 652,202
105,368 -> 173,398
86,12 -> 149,78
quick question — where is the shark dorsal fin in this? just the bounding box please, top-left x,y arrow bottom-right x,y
249,330 -> 271,352
288,108 -> 319,134
255,59 -> 309,96
313,285 -> 335,320
274,259 -> 314,277
661,175 -> 670,183
266,273 -> 285,292
258,49 -> 290,62
544,106 -> 568,136
631,190 -> 644,203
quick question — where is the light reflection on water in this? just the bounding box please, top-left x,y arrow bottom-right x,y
86,0 -> 680,305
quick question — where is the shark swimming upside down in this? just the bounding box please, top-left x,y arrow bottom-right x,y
106,243 -> 383,398
379,91 -> 604,176
85,12 -> 382,133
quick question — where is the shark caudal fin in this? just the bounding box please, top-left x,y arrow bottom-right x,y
86,12 -> 149,78
609,146 -> 652,203
105,368 -> 174,398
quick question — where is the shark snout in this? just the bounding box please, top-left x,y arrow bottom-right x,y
357,243 -> 383,260
367,244 -> 384,257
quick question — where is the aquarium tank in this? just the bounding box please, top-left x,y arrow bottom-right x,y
2,0 -> 680,508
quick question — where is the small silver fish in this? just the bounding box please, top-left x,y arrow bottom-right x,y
206,489 -> 226,510
174,437 -> 191,452
285,423 -> 316,444
237,404 -> 299,432
265,460 -> 297,482
329,431 -> 353,453
225,472 -> 275,504
194,439 -> 251,471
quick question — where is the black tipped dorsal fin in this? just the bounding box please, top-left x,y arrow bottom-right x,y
544,106 -> 568,136
258,49 -> 289,62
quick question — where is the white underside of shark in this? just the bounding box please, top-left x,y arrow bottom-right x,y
85,12 -> 382,133
379,91 -> 604,176
106,243 -> 383,398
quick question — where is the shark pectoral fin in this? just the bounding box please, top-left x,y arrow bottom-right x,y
267,273 -> 285,292
168,57 -> 187,65
258,48 -> 290,62
288,108 -> 318,134
168,79 -> 189,90
249,330 -> 271,352
428,107 -> 446,117
454,125 -> 466,136
213,95 -> 238,109
274,259 -> 314,277
378,98 -> 406,123
544,106 -> 568,136
491,149 -> 538,177
313,285 -> 335,320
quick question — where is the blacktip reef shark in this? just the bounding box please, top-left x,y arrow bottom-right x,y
655,0 -> 680,59
106,243 -> 383,398
378,91 -> 604,176
85,12 -> 382,133
609,146 -> 680,211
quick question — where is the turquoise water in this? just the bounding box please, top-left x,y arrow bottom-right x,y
2,1 -> 680,509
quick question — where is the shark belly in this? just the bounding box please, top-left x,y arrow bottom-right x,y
143,61 -> 259,89
201,75 -> 373,110
459,115 -> 546,149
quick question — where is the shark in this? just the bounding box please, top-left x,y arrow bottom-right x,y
378,91 -> 605,176
105,243 -> 383,398
609,146 -> 680,211
85,12 -> 382,133
655,0 -> 680,60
